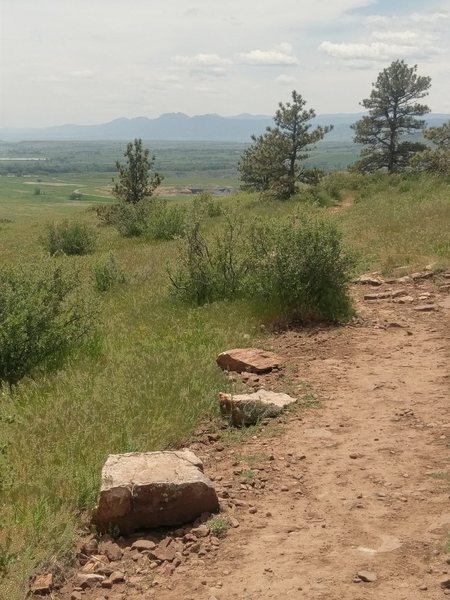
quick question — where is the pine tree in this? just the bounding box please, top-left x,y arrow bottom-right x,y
113,138 -> 162,204
411,120 -> 450,175
352,60 -> 431,173
238,91 -> 332,198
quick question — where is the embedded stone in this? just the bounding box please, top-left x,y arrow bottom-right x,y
216,348 -> 284,374
219,390 -> 296,426
31,573 -> 53,595
92,450 -> 219,534
354,275 -> 384,286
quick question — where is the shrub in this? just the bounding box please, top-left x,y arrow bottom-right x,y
95,203 -> 120,226
69,191 -> 83,201
170,209 -> 354,323
170,212 -> 247,305
246,213 -> 354,322
41,221 -> 97,256
192,192 -> 224,219
206,199 -> 224,218
34,187 -> 43,196
0,264 -> 96,385
114,200 -> 151,237
93,254 -> 126,292
300,187 -> 335,207
147,200 -> 186,240
208,516 -> 229,538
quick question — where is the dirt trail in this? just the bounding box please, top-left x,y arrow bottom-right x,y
56,276 -> 450,600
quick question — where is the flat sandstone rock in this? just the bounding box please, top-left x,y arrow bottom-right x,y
219,390 -> 296,426
92,450 -> 219,534
216,348 -> 284,374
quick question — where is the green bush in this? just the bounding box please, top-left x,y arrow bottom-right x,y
114,200 -> 151,237
41,221 -> 97,256
206,199 -> 224,218
192,192 -> 224,218
95,203 -> 120,226
246,214 -> 354,322
170,209 -> 353,323
93,254 -> 126,292
147,200 -> 186,240
170,213 -> 247,305
300,187 -> 335,207
0,264 -> 96,385
69,191 -> 83,201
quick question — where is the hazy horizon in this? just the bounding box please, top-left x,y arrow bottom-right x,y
1,0 -> 449,128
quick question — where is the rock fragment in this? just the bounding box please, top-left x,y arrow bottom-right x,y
76,573 -> 105,589
391,289 -> 407,298
393,295 -> 414,304
31,573 -> 53,595
411,271 -> 433,281
219,390 -> 296,426
131,539 -> 156,552
364,292 -> 392,300
357,570 -> 378,583
102,541 -> 123,562
354,275 -> 384,286
414,304 -> 437,312
216,348 -> 284,374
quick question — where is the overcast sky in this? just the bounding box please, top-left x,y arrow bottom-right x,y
1,0 -> 449,127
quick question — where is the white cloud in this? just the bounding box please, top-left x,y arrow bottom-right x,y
31,74 -> 62,83
173,53 -> 231,67
372,30 -> 419,42
366,10 -> 450,31
190,67 -> 229,78
320,9 -> 449,66
237,43 -> 298,66
275,74 -> 297,84
319,40 -> 420,60
410,11 -> 450,23
70,69 -> 95,79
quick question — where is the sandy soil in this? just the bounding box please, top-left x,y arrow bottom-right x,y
53,273 -> 450,600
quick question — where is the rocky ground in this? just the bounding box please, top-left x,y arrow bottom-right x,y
40,270 -> 450,600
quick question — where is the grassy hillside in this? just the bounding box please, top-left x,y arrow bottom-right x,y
0,171 -> 449,598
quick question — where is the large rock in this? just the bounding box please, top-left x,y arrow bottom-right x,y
92,450 -> 219,534
354,274 -> 384,286
216,348 -> 284,374
219,390 -> 296,426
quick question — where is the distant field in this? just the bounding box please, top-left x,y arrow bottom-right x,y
0,140 -> 359,214
0,139 -> 359,178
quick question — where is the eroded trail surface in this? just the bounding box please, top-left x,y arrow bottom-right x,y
58,275 -> 450,600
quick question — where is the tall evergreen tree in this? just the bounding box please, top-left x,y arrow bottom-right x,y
352,60 -> 431,173
238,91 -> 332,198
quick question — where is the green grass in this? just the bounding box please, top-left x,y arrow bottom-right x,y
0,169 -> 449,598
336,173 -> 450,273
0,196 -> 260,598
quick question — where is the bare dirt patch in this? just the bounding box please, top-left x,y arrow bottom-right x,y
53,275 -> 450,600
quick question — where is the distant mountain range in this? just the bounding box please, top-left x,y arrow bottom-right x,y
1,113 -> 448,143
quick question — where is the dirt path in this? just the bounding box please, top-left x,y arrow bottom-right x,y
55,275 -> 450,600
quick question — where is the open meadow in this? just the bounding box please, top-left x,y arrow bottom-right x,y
0,149 -> 449,598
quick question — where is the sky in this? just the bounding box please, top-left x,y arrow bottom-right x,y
0,0 -> 449,127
